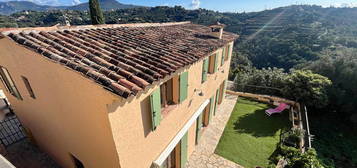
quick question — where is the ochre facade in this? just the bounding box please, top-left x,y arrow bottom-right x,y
0,34 -> 233,168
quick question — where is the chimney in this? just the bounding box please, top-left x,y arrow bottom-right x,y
209,21 -> 225,39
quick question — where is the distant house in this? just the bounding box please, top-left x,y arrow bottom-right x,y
0,21 -> 238,168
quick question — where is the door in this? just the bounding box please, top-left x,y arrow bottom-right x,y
162,142 -> 181,168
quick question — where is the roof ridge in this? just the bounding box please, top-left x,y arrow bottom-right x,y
0,21 -> 192,35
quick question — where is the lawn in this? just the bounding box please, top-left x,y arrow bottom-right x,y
215,98 -> 289,168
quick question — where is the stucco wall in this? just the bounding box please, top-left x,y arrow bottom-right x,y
107,41 -> 234,168
0,38 -> 121,168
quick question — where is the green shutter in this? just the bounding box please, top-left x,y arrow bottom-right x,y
150,88 -> 161,131
209,96 -> 214,122
214,53 -> 219,73
223,80 -> 227,99
214,89 -> 219,116
201,58 -> 208,83
227,44 -> 232,59
195,113 -> 203,144
221,48 -> 225,66
179,71 -> 188,103
181,132 -> 188,168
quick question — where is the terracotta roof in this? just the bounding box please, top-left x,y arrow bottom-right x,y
2,22 -> 238,98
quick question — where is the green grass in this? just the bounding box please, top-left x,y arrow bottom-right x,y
215,98 -> 289,168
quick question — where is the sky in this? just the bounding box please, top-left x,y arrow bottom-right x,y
2,0 -> 357,12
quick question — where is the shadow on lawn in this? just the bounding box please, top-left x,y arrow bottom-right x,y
233,108 -> 288,137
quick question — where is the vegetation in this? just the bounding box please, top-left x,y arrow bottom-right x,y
281,128 -> 305,148
271,146 -> 323,168
89,0 -> 105,25
309,113 -> 357,168
215,98 -> 289,167
0,0 -> 140,15
232,68 -> 332,107
282,70 -> 332,108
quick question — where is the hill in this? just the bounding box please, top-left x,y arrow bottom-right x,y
67,0 -> 140,11
0,0 -> 140,15
0,1 -> 65,15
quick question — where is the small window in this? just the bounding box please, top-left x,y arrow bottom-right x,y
70,154 -> 84,168
0,66 -> 22,100
21,76 -> 36,99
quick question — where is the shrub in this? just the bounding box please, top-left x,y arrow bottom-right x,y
274,146 -> 324,168
283,128 -> 305,148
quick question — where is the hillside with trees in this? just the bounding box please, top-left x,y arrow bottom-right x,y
0,5 -> 357,167
0,0 -> 140,15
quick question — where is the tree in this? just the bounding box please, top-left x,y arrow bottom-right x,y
89,0 -> 105,25
282,70 -> 332,108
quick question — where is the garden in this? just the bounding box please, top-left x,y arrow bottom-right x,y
215,97 -> 323,168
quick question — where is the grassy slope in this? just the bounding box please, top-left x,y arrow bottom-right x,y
215,98 -> 289,167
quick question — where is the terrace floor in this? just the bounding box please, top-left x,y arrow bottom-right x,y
186,94 -> 243,168
3,139 -> 60,168
215,97 -> 289,168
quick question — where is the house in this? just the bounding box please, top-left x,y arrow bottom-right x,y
0,21 -> 238,168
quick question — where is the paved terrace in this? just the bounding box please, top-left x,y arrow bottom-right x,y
186,94 -> 243,168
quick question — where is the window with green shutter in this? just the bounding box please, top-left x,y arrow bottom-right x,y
224,44 -> 231,61
221,48 -> 225,66
150,88 -> 161,131
228,44 -> 232,59
214,53 -> 219,73
208,54 -> 215,74
209,96 -> 214,122
201,58 -> 208,83
223,80 -> 227,99
214,89 -> 219,116
179,71 -> 188,103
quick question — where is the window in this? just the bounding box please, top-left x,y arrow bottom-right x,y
218,80 -> 226,105
0,66 -> 22,100
221,44 -> 231,66
21,76 -> 36,99
201,58 -> 208,83
70,154 -> 84,168
150,72 -> 188,130
224,44 -> 231,61
160,76 -> 179,116
208,53 -> 218,74
221,48 -> 225,66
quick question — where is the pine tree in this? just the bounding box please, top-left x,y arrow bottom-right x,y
89,0 -> 105,25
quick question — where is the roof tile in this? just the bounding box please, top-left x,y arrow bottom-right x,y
4,22 -> 238,98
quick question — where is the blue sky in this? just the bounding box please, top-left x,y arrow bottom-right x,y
2,0 -> 357,12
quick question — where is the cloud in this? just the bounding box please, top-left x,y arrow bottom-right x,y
72,0 -> 80,5
323,2 -> 357,8
20,0 -> 61,6
191,0 -> 200,9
